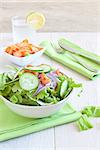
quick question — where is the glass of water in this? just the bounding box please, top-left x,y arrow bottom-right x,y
12,16 -> 36,43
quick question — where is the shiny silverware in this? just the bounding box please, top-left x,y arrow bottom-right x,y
58,40 -> 100,65
51,41 -> 99,73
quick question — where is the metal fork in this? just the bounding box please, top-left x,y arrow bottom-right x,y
51,41 -> 98,73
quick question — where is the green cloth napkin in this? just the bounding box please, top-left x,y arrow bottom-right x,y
0,100 -> 81,142
40,40 -> 100,80
59,38 -> 100,64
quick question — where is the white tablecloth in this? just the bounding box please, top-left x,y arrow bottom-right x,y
0,32 -> 100,150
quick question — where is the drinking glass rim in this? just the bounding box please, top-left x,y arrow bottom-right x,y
12,16 -> 26,20
12,16 -> 28,26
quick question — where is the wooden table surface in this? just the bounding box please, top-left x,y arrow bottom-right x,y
0,1 -> 99,32
0,32 -> 100,150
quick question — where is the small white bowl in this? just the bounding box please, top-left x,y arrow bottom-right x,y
0,91 -> 73,118
4,48 -> 45,66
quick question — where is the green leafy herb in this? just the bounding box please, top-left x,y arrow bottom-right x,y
0,65 -> 82,106
36,89 -> 49,100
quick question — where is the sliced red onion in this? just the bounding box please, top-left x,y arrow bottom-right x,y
47,72 -> 60,83
50,71 -> 57,75
33,83 -> 50,96
49,81 -> 56,89
38,74 -> 41,79
50,70 -> 64,77
33,72 -> 60,96
33,83 -> 43,96
47,73 -> 60,89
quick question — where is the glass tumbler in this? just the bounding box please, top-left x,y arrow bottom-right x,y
12,16 -> 36,43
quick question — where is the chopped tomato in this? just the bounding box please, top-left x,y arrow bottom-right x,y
24,69 -> 39,76
22,39 -> 29,43
32,45 -> 43,51
27,64 -> 33,67
5,39 -> 44,57
13,51 -> 23,57
32,72 -> 39,76
56,69 -> 62,76
5,47 -> 13,55
39,73 -> 51,85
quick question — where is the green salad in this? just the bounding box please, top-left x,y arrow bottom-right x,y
0,64 -> 82,106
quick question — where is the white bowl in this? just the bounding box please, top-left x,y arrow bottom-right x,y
0,91 -> 73,118
4,48 -> 45,66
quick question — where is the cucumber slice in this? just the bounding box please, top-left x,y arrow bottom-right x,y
60,80 -> 68,97
24,66 -> 43,72
25,64 -> 51,73
7,72 -> 15,80
38,64 -> 51,73
64,88 -> 72,98
19,73 -> 39,91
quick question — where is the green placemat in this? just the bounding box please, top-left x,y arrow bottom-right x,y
0,100 -> 81,142
40,40 -> 100,80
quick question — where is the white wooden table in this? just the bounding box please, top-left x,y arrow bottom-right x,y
0,32 -> 100,150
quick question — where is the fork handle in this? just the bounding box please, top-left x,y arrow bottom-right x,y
59,39 -> 100,65
70,54 -> 99,73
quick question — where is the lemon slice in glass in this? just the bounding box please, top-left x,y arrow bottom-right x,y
26,12 -> 45,30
